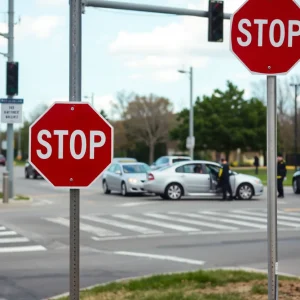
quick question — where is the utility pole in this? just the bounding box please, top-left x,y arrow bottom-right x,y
178,67 -> 194,159
290,83 -> 300,170
7,0 -> 15,198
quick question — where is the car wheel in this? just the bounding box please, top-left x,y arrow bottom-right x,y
165,183 -> 183,200
121,182 -> 128,196
237,183 -> 253,200
293,177 -> 300,194
33,172 -> 38,179
25,170 -> 29,179
102,180 -> 111,194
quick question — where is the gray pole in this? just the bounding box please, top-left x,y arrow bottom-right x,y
69,0 -> 81,299
189,67 -> 194,159
7,0 -> 14,198
84,0 -> 232,19
267,75 -> 278,300
295,85 -> 298,170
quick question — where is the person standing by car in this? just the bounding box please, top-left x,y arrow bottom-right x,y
277,153 -> 287,198
254,154 -> 259,174
218,158 -> 233,201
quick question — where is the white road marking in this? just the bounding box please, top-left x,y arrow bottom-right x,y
114,251 -> 205,266
116,202 -> 160,207
0,237 -> 30,244
45,217 -> 120,237
200,211 -> 267,229
32,199 -> 53,206
81,215 -> 163,235
114,214 -> 199,232
0,245 -> 46,253
233,210 -> 300,227
0,231 -> 17,236
0,226 -> 6,231
145,213 -> 238,230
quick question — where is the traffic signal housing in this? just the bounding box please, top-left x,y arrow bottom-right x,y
208,0 -> 224,42
6,61 -> 19,96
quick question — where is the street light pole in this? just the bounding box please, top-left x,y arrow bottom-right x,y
178,67 -> 194,159
290,83 -> 300,170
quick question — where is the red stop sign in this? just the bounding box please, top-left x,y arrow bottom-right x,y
29,102 -> 113,188
230,0 -> 300,75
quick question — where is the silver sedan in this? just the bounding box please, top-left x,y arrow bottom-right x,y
144,160 -> 264,200
102,162 -> 151,196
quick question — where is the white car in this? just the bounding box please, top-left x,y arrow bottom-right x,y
144,160 -> 264,200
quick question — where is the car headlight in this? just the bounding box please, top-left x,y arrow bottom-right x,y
254,179 -> 262,184
128,178 -> 138,184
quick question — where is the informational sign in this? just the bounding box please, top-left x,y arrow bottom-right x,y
0,98 -> 23,124
29,102 -> 113,188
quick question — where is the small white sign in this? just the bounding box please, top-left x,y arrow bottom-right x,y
1,103 -> 23,123
186,136 -> 195,149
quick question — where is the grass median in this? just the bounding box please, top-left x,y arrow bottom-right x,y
231,167 -> 296,186
55,269 -> 300,300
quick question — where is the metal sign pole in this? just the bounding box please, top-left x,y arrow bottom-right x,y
69,0 -> 82,299
267,75 -> 278,300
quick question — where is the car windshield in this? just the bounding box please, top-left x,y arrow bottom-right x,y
123,164 -> 150,173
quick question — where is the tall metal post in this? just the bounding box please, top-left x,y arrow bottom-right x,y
189,67 -> 194,159
7,0 -> 14,198
267,75 -> 278,300
294,85 -> 298,169
69,0 -> 82,299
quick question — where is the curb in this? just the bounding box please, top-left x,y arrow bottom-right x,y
45,266 -> 300,300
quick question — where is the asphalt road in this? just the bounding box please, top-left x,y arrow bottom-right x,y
0,166 -> 300,300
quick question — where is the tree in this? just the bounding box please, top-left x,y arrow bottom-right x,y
99,109 -> 109,121
171,81 -> 267,160
124,94 -> 173,164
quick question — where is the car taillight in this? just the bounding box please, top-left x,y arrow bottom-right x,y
148,173 -> 155,181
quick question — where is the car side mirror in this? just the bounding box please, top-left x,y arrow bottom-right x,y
115,170 -> 121,175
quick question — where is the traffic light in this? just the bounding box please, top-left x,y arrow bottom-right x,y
6,61 -> 19,96
208,0 -> 224,42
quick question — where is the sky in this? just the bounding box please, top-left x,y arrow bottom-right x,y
0,0 -> 300,132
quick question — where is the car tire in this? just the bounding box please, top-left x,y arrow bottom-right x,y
237,183 -> 254,200
165,183 -> 183,200
102,180 -> 111,194
25,170 -> 29,179
33,172 -> 38,179
121,182 -> 128,196
293,177 -> 300,194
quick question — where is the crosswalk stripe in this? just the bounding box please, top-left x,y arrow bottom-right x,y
45,217 -> 120,237
113,214 -> 199,232
81,215 -> 163,235
0,231 -> 17,236
200,211 -> 267,229
0,237 -> 30,244
233,210 -> 300,227
168,212 -> 239,230
202,211 -> 269,227
147,212 -> 237,231
0,245 -> 46,253
0,226 -> 6,231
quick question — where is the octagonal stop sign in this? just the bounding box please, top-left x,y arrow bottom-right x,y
29,102 -> 113,188
230,0 -> 300,74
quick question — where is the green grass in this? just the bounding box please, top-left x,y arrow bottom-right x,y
54,269 -> 299,300
251,284 -> 268,294
231,167 -> 295,186
14,160 -> 26,166
13,194 -> 30,200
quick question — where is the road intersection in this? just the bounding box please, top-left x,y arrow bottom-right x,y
0,166 -> 299,300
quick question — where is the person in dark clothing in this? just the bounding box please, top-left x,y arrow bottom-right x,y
277,153 -> 287,198
254,154 -> 259,174
218,158 -> 233,201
